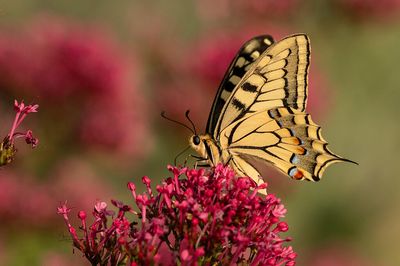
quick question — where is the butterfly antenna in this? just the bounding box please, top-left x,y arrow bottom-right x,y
174,145 -> 191,166
185,110 -> 197,135
161,111 -> 195,134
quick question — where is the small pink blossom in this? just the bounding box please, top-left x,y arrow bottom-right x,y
56,203 -> 71,216
273,203 -> 288,217
0,100 -> 39,166
25,130 -> 39,148
94,201 -> 108,214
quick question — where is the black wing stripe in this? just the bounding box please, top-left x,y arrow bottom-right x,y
206,35 -> 275,134
242,82 -> 258,92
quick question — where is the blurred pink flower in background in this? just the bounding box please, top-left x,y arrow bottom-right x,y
157,81 -> 213,133
49,158 -> 115,213
0,159 -> 114,228
0,16 -> 151,159
336,0 -> 400,20
181,26 -> 290,90
0,18 -> 129,101
80,90 -> 149,156
0,170 -> 54,226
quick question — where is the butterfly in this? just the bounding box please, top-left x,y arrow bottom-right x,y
185,34 -> 355,191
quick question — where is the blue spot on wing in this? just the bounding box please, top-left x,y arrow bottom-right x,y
289,167 -> 297,177
291,155 -> 300,164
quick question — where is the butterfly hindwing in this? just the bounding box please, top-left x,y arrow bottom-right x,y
214,34 -> 310,138
229,155 -> 265,187
206,35 -> 274,135
220,107 -> 348,182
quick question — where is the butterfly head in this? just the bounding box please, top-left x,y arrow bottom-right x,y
160,110 -> 221,165
189,134 -> 206,153
189,134 -> 220,166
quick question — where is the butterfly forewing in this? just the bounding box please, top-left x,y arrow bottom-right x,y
206,35 -> 274,135
214,34 -> 310,138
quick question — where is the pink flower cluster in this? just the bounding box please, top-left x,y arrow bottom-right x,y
58,164 -> 296,265
0,19 -> 128,101
0,17 -> 149,158
0,100 -> 38,166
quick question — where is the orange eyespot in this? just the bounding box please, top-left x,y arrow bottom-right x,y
289,167 -> 304,180
293,170 -> 304,180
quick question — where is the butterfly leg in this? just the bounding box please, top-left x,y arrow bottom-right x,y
194,159 -> 210,169
189,154 -> 206,160
187,154 -> 210,169
196,163 -> 211,167
181,154 -> 202,167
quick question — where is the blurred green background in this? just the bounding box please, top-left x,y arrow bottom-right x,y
0,0 -> 398,265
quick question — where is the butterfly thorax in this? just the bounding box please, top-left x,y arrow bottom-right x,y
189,134 -> 226,166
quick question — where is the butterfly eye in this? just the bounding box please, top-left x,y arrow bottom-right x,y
192,135 -> 201,145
